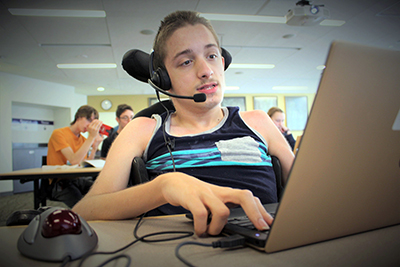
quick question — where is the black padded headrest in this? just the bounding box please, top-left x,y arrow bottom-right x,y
122,48 -> 232,83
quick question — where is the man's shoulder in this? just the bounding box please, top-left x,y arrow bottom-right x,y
240,109 -> 269,121
121,116 -> 157,140
50,127 -> 69,138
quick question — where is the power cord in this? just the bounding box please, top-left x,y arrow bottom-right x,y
175,234 -> 246,267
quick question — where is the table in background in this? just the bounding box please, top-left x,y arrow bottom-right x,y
0,167 -> 102,209
0,215 -> 399,266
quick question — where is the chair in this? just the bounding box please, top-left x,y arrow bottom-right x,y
17,156 -> 52,209
271,155 -> 284,200
293,135 -> 303,155
133,99 -> 175,119
35,156 -> 55,208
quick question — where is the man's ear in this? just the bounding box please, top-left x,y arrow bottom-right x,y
115,117 -> 120,124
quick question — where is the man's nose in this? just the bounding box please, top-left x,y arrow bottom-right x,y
197,58 -> 214,79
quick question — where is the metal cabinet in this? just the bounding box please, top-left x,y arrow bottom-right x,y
12,144 -> 47,193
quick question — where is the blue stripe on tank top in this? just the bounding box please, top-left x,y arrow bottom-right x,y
146,141 -> 272,171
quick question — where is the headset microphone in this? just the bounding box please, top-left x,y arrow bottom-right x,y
148,79 -> 207,103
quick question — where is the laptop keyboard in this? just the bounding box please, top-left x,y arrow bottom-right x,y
228,216 -> 260,230
227,212 -> 276,231
222,212 -> 276,248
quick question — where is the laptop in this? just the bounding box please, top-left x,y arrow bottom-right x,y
221,40 -> 400,253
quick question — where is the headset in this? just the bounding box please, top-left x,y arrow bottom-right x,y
148,48 -> 232,103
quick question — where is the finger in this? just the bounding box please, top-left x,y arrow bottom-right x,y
223,189 -> 271,231
242,197 -> 272,231
185,199 -> 210,236
201,195 -> 230,236
254,197 -> 274,227
93,122 -> 103,131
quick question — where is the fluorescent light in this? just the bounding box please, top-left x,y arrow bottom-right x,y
225,86 -> 240,91
320,20 -> 346,26
97,87 -> 105,92
57,63 -> 117,69
201,13 -> 345,27
8,8 -> 106,18
230,63 -> 275,69
272,86 -> 308,91
40,44 -> 111,47
202,13 -> 286,24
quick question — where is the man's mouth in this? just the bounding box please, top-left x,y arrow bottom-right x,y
197,83 -> 218,92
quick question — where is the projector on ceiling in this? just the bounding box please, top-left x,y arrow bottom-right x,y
285,1 -> 329,26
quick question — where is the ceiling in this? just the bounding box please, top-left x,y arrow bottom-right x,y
1,0 -> 399,97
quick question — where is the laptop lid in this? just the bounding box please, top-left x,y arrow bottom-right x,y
265,40 -> 400,253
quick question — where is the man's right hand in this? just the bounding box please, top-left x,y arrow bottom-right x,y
88,119 -> 103,138
158,172 -> 273,237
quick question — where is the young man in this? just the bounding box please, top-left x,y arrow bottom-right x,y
73,11 -> 294,236
268,107 -> 296,150
47,105 -> 103,207
101,104 -> 134,159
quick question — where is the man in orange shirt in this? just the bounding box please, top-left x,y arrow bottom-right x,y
47,105 -> 103,207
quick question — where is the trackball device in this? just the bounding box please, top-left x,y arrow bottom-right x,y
17,207 -> 98,262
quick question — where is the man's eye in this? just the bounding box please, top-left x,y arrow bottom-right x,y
209,54 -> 217,59
181,60 -> 191,66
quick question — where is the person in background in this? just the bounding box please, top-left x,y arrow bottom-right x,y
101,104 -> 134,159
267,107 -> 296,151
73,11 -> 294,236
47,105 -> 103,207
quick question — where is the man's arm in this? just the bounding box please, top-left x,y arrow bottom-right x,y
87,132 -> 103,160
241,110 -> 295,185
61,120 -> 103,165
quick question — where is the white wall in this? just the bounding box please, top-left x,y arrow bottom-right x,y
0,72 -> 87,193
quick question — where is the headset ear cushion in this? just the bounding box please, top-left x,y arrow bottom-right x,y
221,47 -> 232,71
154,67 -> 171,90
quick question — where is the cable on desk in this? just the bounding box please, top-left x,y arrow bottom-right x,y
133,213 -> 194,242
74,213 -> 194,267
175,234 -> 246,267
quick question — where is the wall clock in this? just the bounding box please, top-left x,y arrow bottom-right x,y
101,99 -> 112,110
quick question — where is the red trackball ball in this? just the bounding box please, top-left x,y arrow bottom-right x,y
41,209 -> 82,238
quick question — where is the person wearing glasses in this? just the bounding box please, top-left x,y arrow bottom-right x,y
47,105 -> 104,207
101,104 -> 134,159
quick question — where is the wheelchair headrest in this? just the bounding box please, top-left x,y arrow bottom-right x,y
122,48 -> 232,83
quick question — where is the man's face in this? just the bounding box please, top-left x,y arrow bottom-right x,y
116,109 -> 134,131
271,112 -> 285,132
77,113 -> 95,133
163,24 -> 225,107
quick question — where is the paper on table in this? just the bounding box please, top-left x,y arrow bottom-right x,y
81,159 -> 105,168
42,165 -> 80,170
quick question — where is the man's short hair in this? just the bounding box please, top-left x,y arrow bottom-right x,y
116,104 -> 133,118
152,10 -> 220,71
71,105 -> 99,125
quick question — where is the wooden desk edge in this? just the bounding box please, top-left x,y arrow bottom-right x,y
0,167 -> 102,180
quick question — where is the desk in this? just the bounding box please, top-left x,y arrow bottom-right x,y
0,215 -> 399,267
0,167 -> 101,209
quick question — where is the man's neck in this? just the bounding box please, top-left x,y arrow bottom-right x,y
69,124 -> 81,137
169,105 -> 224,136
